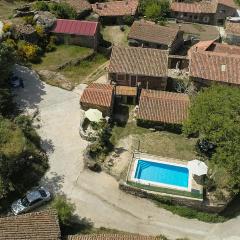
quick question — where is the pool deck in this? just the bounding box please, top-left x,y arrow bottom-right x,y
127,152 -> 203,197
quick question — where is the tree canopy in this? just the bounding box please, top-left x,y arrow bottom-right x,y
183,85 -> 240,197
139,0 -> 170,22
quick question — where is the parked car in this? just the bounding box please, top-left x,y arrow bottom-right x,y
11,187 -> 51,215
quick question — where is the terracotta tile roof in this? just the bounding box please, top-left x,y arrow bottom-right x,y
92,0 -> 139,17
51,19 -> 99,36
116,86 -> 137,96
189,50 -> 240,85
137,90 -> 190,124
128,21 -> 181,46
188,40 -> 214,54
218,0 -> 239,9
210,42 -> 240,54
80,83 -> 114,107
171,1 -> 217,13
64,0 -> 92,13
225,21 -> 240,35
0,210 -> 61,240
109,47 -> 168,77
66,234 -> 160,240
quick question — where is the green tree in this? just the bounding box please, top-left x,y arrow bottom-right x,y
0,43 -> 16,115
51,195 -> 75,226
49,2 -> 77,19
183,85 -> 240,196
139,0 -> 170,22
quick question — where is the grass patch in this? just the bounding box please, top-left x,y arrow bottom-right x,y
0,0 -> 25,19
155,200 -> 226,223
127,181 -> 203,199
101,25 -> 130,46
192,23 -> 206,32
111,122 -> 197,160
60,53 -> 108,85
32,45 -> 93,71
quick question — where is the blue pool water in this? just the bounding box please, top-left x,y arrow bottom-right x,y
134,160 -> 189,188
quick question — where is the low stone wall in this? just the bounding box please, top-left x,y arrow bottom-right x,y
56,51 -> 94,70
119,181 -> 226,213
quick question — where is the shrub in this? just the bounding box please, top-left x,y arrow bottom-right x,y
49,2 -> 77,19
2,22 -> 12,33
51,195 -> 75,226
34,1 -> 49,11
18,41 -> 41,63
23,16 -> 35,25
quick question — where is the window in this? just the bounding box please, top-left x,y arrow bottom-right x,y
183,13 -> 187,17
194,15 -> 198,20
117,74 -> 125,81
29,198 -> 42,206
203,16 -> 210,23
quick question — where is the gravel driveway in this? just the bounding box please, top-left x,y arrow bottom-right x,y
14,65 -> 240,240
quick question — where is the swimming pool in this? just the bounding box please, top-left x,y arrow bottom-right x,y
133,159 -> 190,190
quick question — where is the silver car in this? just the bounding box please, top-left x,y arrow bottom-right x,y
11,187 -> 51,215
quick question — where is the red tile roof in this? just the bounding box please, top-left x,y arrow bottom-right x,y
188,40 -> 214,54
92,0 -> 139,17
66,234 -> 160,240
171,1 -> 217,13
189,50 -> 240,85
210,42 -> 240,54
137,90 -> 190,124
80,83 -> 114,108
218,0 -> 239,9
128,21 -> 181,46
109,47 -> 168,77
0,210 -> 61,240
51,19 -> 99,36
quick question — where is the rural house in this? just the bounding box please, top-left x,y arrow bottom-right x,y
80,83 -> 115,116
91,0 -> 139,24
225,20 -> 240,45
0,210 -> 61,240
189,41 -> 240,87
128,20 -> 184,53
65,0 -> 92,18
108,46 -> 169,90
51,19 -> 100,49
171,0 -> 239,25
137,89 -> 190,126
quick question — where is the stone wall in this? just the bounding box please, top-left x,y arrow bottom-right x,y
119,181 -> 226,213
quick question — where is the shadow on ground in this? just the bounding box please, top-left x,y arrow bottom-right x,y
41,138 -> 55,154
13,65 -> 46,111
221,194 -> 240,218
41,172 -> 65,195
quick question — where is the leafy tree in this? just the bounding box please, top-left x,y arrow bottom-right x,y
51,195 -> 75,226
89,120 -> 113,160
0,43 -> 16,115
183,85 -> 240,196
49,2 -> 77,19
34,1 -> 49,11
139,0 -> 170,22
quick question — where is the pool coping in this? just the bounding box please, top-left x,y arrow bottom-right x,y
131,157 -> 192,192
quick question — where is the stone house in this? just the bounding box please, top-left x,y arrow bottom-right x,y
128,20 -> 184,54
91,0 -> 139,24
80,83 -> 115,117
51,19 -> 100,49
189,41 -> 240,87
225,20 -> 240,45
65,0 -> 92,18
171,0 -> 239,25
0,210 -> 61,240
108,46 -> 169,90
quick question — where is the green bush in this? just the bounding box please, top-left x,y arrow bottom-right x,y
155,200 -> 226,223
34,1 -> 49,11
51,195 -> 75,226
49,2 -> 77,19
139,0 -> 170,22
